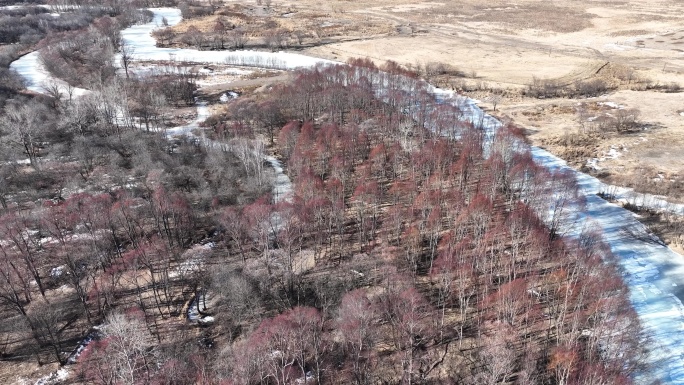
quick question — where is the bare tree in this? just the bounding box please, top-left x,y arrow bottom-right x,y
614,108 -> 640,132
98,310 -> 156,385
490,94 -> 502,111
96,79 -> 133,135
212,268 -> 262,339
26,297 -> 82,365
1,100 -> 53,169
120,40 -> 135,79
42,81 -> 64,110
337,289 -> 378,384
228,27 -> 248,49
264,28 -> 288,51
152,28 -> 175,46
213,19 -> 228,49
476,322 -> 518,385
183,26 -> 204,49
256,100 -> 286,145
0,164 -> 12,210
230,138 -> 266,184
293,30 -> 307,46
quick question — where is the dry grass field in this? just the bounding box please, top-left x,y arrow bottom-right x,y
172,0 -> 684,201
5,2 -> 683,383
209,0 -> 683,200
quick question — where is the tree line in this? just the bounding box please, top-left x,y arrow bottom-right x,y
74,60 -> 648,384
0,23 -> 648,382
200,60 -> 645,385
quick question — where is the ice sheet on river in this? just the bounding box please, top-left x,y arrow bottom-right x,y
532,147 -> 684,383
434,85 -> 684,383
121,8 -> 333,70
9,6 -> 684,383
9,51 -> 89,96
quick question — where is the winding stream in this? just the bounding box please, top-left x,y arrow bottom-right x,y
10,7 -> 684,384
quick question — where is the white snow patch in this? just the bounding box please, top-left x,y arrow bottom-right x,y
50,265 -> 66,278
430,69 -> 684,383
604,43 -> 634,51
32,327 -> 99,385
532,146 -> 684,384
219,92 -> 239,102
223,67 -> 253,75
265,155 -> 293,203
605,147 -> 621,159
586,158 -> 601,171
599,101 -> 624,109
34,368 -> 69,385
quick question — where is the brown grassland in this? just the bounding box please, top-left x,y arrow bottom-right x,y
166,0 -> 684,244
171,0 -> 684,195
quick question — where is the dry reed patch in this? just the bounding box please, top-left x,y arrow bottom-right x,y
609,29 -> 651,37
169,8 -> 394,42
467,4 -> 593,33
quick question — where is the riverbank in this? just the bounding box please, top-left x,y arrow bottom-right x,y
9,6 -> 684,384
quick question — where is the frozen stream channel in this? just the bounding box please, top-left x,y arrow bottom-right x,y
9,6 -> 684,384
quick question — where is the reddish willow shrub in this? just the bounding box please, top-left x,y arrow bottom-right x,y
219,60 -> 647,384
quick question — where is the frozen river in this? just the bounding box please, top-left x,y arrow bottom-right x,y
10,7 -> 684,384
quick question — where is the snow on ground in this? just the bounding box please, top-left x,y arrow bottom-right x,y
171,243 -> 212,279
6,9 -> 298,385
604,42 -> 635,51
196,71 -> 254,87
430,86 -> 501,150
119,59 -> 251,88
607,186 -> 684,216
10,6 -> 684,383
163,100 -> 210,139
586,145 -> 624,172
33,368 -> 69,385
598,101 -> 624,109
0,5 -> 47,10
9,9 -> 297,207
175,243 -> 215,323
32,327 -> 99,385
1,158 -> 32,166
219,92 -> 239,102
163,99 -> 293,204
187,292 -> 213,324
265,155 -> 293,203
50,265 -> 66,278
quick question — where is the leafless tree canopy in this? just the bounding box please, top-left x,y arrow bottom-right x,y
0,6 -> 649,380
